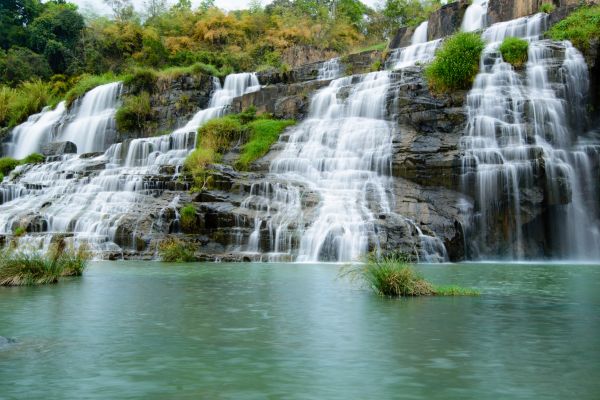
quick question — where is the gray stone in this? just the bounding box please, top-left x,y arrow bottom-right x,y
41,141 -> 77,157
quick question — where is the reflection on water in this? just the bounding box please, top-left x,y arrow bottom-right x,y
0,262 -> 599,399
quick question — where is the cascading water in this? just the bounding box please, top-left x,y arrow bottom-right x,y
234,72 -> 395,262
385,22 -> 441,70
0,73 -> 259,255
3,102 -> 66,159
461,0 -> 488,32
461,13 -> 600,260
3,82 -> 122,158
59,82 -> 122,153
318,58 -> 341,80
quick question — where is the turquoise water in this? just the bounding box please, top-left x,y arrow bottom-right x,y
1,262 -> 599,399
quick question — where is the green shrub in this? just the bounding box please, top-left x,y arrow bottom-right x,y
236,119 -> 295,170
184,147 -> 218,192
197,116 -> 243,153
8,80 -> 52,127
64,73 -> 120,107
0,243 -> 90,286
115,92 -> 154,132
20,153 -> 45,165
0,86 -> 17,126
158,237 -> 196,262
180,204 -> 197,233
0,157 -> 19,175
499,37 -> 529,68
540,2 -> 556,13
13,227 -> 26,237
425,32 -> 485,93
123,68 -> 158,94
547,5 -> 600,54
0,173 -> 4,181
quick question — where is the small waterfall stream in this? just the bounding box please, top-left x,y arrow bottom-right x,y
461,0 -> 488,32
385,21 -> 441,70
461,13 -> 600,260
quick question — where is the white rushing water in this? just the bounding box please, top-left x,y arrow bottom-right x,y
235,72 -> 395,262
412,21 -> 429,45
461,0 -> 488,32
461,13 -> 600,260
0,73 -> 259,254
317,58 -> 341,80
4,82 -> 122,158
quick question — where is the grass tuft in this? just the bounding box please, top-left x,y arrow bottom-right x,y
547,5 -> 600,54
499,37 -> 528,68
343,253 -> 480,297
425,32 -> 485,93
236,119 -> 295,170
0,243 -> 90,286
180,204 -> 197,233
158,237 -> 196,262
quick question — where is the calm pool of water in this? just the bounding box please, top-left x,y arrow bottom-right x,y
1,262 -> 599,399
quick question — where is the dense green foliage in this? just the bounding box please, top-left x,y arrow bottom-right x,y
158,237 -> 196,262
0,153 -> 45,177
184,108 -> 294,191
115,91 -> 154,132
539,2 -> 556,14
547,5 -> 600,54
0,79 -> 53,127
425,32 -> 485,93
180,204 -> 197,233
499,37 -> 528,68
237,119 -> 296,170
0,243 -> 89,286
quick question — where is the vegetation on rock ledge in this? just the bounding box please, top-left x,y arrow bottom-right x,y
425,32 -> 485,93
499,37 -> 529,68
547,5 -> 600,55
158,237 -> 196,262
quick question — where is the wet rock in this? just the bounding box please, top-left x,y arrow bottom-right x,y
41,141 -> 77,157
427,0 -> 470,41
390,26 -> 416,49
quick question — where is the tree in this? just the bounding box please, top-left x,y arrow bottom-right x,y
103,0 -> 136,21
0,46 -> 51,85
144,0 -> 167,20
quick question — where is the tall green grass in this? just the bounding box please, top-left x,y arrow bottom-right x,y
547,5 -> 600,54
236,119 -> 295,170
0,153 -> 46,177
499,37 -> 529,68
425,32 -> 485,93
158,237 -> 196,262
344,253 -> 480,297
0,243 -> 90,286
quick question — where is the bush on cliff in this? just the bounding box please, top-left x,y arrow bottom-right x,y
425,32 -> 485,93
123,68 -> 158,95
115,92 -> 154,132
236,119 -> 296,170
0,243 -> 90,286
547,5 -> 600,54
180,204 -> 197,233
499,37 -> 529,68
3,80 -> 53,127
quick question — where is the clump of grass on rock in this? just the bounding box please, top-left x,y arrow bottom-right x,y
546,5 -> 600,55
0,242 -> 90,286
345,253 -> 479,297
499,37 -> 528,68
158,237 -> 196,262
425,32 -> 485,93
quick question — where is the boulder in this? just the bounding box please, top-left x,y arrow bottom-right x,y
427,0 -> 470,40
41,141 -> 77,157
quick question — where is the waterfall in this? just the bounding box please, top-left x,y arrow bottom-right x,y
461,13 -> 600,260
385,39 -> 441,70
234,72 -> 396,262
461,0 -> 488,32
59,82 -> 122,154
0,73 -> 259,255
3,102 -> 66,159
2,82 -> 122,158
412,21 -> 429,45
318,58 -> 341,80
